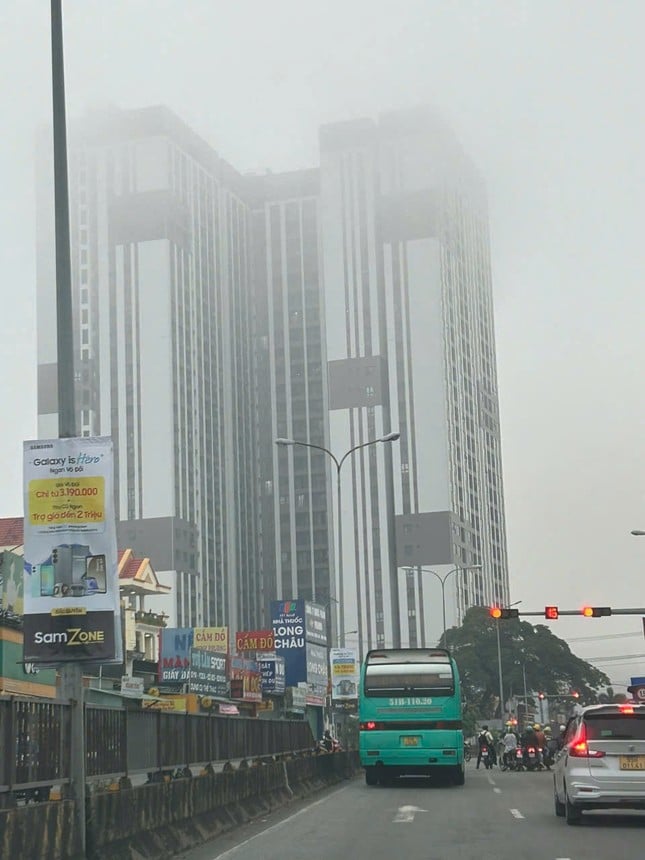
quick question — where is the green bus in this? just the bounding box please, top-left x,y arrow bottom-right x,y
359,648 -> 465,785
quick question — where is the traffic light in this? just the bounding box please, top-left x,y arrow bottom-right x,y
571,690 -> 580,699
489,606 -> 519,620
545,605 -> 559,620
538,691 -> 545,700
581,606 -> 612,618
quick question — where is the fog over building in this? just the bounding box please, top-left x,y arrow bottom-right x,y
320,108 -> 510,652
35,105 -> 509,642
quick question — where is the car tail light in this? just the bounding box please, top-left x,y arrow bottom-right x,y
621,706 -> 634,715
568,726 -> 605,758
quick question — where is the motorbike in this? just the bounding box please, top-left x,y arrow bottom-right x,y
522,745 -> 541,771
480,745 -> 493,769
542,745 -> 555,771
512,746 -> 525,771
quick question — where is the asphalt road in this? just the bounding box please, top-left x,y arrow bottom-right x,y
178,761 -> 645,860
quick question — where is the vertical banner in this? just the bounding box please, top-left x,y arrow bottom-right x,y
22,437 -> 119,662
330,648 -> 358,700
271,599 -> 306,688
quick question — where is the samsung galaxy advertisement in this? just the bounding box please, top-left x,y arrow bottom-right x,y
22,436 -> 120,662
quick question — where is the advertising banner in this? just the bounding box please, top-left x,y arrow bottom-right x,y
229,655 -> 262,702
258,654 -> 286,695
22,437 -> 119,662
235,629 -> 275,653
306,641 -> 328,703
305,601 -> 328,646
330,647 -> 359,701
188,648 -> 228,697
121,676 -> 144,699
159,627 -> 193,681
193,626 -> 228,653
271,599 -> 306,688
285,684 -> 306,714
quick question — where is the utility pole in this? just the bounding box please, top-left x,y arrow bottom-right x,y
51,2 -> 85,855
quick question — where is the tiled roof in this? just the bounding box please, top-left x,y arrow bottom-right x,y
0,517 -> 23,548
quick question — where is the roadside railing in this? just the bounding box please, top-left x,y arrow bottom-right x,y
1,695 -> 315,796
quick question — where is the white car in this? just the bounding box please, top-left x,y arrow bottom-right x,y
554,703 -> 645,824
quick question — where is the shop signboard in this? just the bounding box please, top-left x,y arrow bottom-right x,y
188,648 -> 228,697
271,599 -> 306,687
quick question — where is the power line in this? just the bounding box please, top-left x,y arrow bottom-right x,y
568,632 -> 642,643
587,653 -> 645,664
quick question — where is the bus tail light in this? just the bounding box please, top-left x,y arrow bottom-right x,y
360,721 -> 382,731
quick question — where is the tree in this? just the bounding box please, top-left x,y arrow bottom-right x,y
441,607 -> 610,720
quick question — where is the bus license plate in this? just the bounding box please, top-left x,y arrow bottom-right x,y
620,756 -> 645,770
402,736 -> 420,747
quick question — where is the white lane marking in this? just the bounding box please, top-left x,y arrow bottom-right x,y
493,787 -> 502,794
393,805 -> 428,823
510,808 -> 525,819
209,784 -> 353,859
486,775 -> 496,786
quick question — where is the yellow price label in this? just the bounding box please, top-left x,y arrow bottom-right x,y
28,477 -> 105,526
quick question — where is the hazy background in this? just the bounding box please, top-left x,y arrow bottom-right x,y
1,0 -> 644,683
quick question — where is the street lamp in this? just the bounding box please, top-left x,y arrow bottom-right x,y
276,432 -> 400,647
413,565 -> 482,645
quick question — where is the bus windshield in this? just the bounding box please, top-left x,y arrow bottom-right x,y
364,660 -> 455,697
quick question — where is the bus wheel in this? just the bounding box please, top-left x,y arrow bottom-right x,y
453,766 -> 465,786
365,767 -> 378,786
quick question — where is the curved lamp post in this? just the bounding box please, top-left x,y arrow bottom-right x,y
276,432 -> 400,647
413,564 -> 482,645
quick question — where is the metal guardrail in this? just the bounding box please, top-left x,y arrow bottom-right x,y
1,696 -> 315,794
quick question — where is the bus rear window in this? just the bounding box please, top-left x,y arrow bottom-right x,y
364,663 -> 454,697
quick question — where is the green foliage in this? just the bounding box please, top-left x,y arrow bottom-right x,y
442,607 -> 610,719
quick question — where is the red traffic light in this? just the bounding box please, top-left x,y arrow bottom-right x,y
490,606 -> 502,619
538,691 -> 545,700
571,690 -> 580,699
545,605 -> 559,620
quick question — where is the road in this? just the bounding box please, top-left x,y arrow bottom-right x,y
178,761 -> 645,860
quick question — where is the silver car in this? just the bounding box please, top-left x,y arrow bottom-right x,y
554,703 -> 645,824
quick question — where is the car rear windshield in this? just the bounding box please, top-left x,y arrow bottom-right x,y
364,663 -> 455,697
584,713 -> 645,740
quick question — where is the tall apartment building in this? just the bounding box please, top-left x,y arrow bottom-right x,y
320,108 -> 510,652
247,170 -> 334,610
35,104 -> 509,646
36,108 -> 260,629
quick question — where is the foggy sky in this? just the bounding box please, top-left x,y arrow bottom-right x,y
1,1 -> 644,684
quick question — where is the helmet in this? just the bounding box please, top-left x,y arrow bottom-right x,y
533,724 -> 541,730
481,725 -> 488,730
544,725 -> 552,734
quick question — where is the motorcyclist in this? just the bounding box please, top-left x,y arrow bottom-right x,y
543,725 -> 558,767
321,729 -> 334,752
476,725 -> 495,768
557,724 -> 567,750
534,723 -> 547,751
501,727 -> 518,768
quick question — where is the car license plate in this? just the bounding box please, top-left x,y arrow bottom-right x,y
402,736 -> 419,747
619,756 -> 645,771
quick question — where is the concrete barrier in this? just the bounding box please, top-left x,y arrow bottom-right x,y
0,799 -> 81,860
87,751 -> 360,860
0,752 -> 359,860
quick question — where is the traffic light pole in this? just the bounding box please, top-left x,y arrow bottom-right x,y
517,609 -> 645,617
